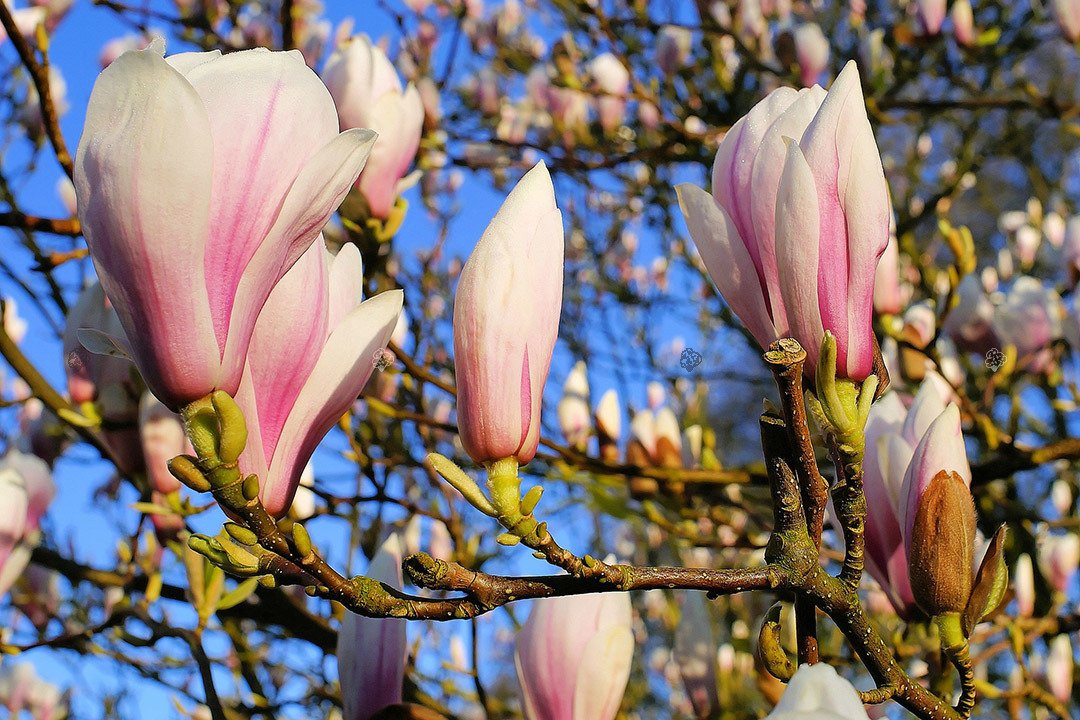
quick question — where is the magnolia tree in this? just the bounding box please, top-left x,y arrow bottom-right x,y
1,0 -> 1079,718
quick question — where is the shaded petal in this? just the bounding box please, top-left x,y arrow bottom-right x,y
74,43 -> 217,408
677,184 -> 776,349
261,290 -> 402,516
328,243 -> 364,329
245,241 -> 330,465
900,405 -> 969,548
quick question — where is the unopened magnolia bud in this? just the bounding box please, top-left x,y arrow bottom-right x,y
909,470 -> 976,616
168,455 -> 211,492
210,390 -> 247,464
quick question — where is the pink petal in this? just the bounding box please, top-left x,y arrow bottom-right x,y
356,83 -> 425,219
774,140 -> 825,369
677,183 -> 777,349
74,42 -> 218,408
261,291 -> 402,516
327,243 -> 364,329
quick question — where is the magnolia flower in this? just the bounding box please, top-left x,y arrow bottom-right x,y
0,4 -> 46,46
765,664 -> 870,720
943,275 -> 998,354
588,53 -> 629,132
3,297 -> 27,345
673,591 -> 718,718
1053,0 -> 1080,43
1014,553 -> 1035,617
557,361 -> 590,451
794,24 -> 829,87
75,41 -> 376,409
453,162 -> 563,465
236,238 -> 402,517
1065,215 -> 1080,287
915,0 -> 946,35
0,452 -> 55,598
656,25 -> 692,75
992,276 -> 1065,372
1047,635 -> 1074,703
322,35 -> 425,220
951,0 -> 975,46
337,534 -> 407,720
139,394 -> 188,495
873,233 -> 906,315
900,402 -> 974,616
514,592 -> 634,720
679,61 -> 889,378
1038,533 -> 1080,594
13,563 -> 60,629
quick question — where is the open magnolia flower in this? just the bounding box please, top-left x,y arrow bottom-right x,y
766,664 -> 870,720
75,40 -> 376,409
235,237 -> 402,517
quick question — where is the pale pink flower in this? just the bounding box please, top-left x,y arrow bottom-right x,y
323,34 -> 425,220
794,24 -> 829,87
0,451 -> 55,597
992,276 -> 1065,372
75,41 -> 376,409
1053,0 -> 1080,42
656,25 -> 692,75
514,592 -> 634,720
588,53 -> 630,131
951,0 -> 976,46
1047,635 -> 1074,703
765,663 -> 870,719
680,61 -> 889,378
336,534 -> 407,720
453,162 -> 563,465
1039,533 -> 1080,593
915,0 -> 946,35
139,394 -> 189,495
236,238 -> 402,517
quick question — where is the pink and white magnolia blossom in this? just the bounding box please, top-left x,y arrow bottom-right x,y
336,534 -> 407,720
557,361 -> 590,450
0,451 -> 55,598
589,52 -> 630,132
139,394 -> 189,495
75,41 -> 377,410
322,34 -> 425,220
943,274 -> 998,354
765,663 -> 870,720
915,0 -> 946,35
951,0 -> 976,47
873,233 -> 906,315
453,162 -> 563,465
794,24 -> 830,87
514,591 -> 634,720
235,238 -> 402,517
656,24 -> 692,76
679,61 -> 890,379
1053,0 -> 1080,42
1047,635 -> 1075,703
992,276 -> 1065,372
1014,553 -> 1035,617
1038,533 -> 1080,593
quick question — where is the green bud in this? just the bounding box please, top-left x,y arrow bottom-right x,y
495,532 -> 521,546
168,455 -> 211,493
520,485 -> 544,516
242,473 -> 261,502
756,603 -> 794,681
292,522 -> 313,558
223,522 -> 259,546
181,396 -> 221,465
211,391 -> 248,464
427,453 -> 497,517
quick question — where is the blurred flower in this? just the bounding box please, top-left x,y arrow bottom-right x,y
557,361 -> 590,451
794,24 -> 829,87
323,34 -> 425,220
656,25 -> 692,75
765,663 -> 870,719
453,162 -> 563,465
673,591 -> 718,718
514,592 -> 634,720
0,451 -> 55,597
75,40 -> 376,409
3,297 -> 27,345
951,0 -> 975,46
1047,635 -> 1074,704
1053,0 -> 1080,43
1014,553 -> 1035,617
915,0 -> 946,35
1038,533 -> 1080,594
139,393 -> 188,495
679,61 -> 889,379
337,534 -> 407,720
588,53 -> 629,132
943,275 -> 997,354
992,276 -> 1065,372
236,239 -> 401,517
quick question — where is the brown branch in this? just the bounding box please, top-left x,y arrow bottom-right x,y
971,438 -> 1080,486
0,211 -> 81,236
